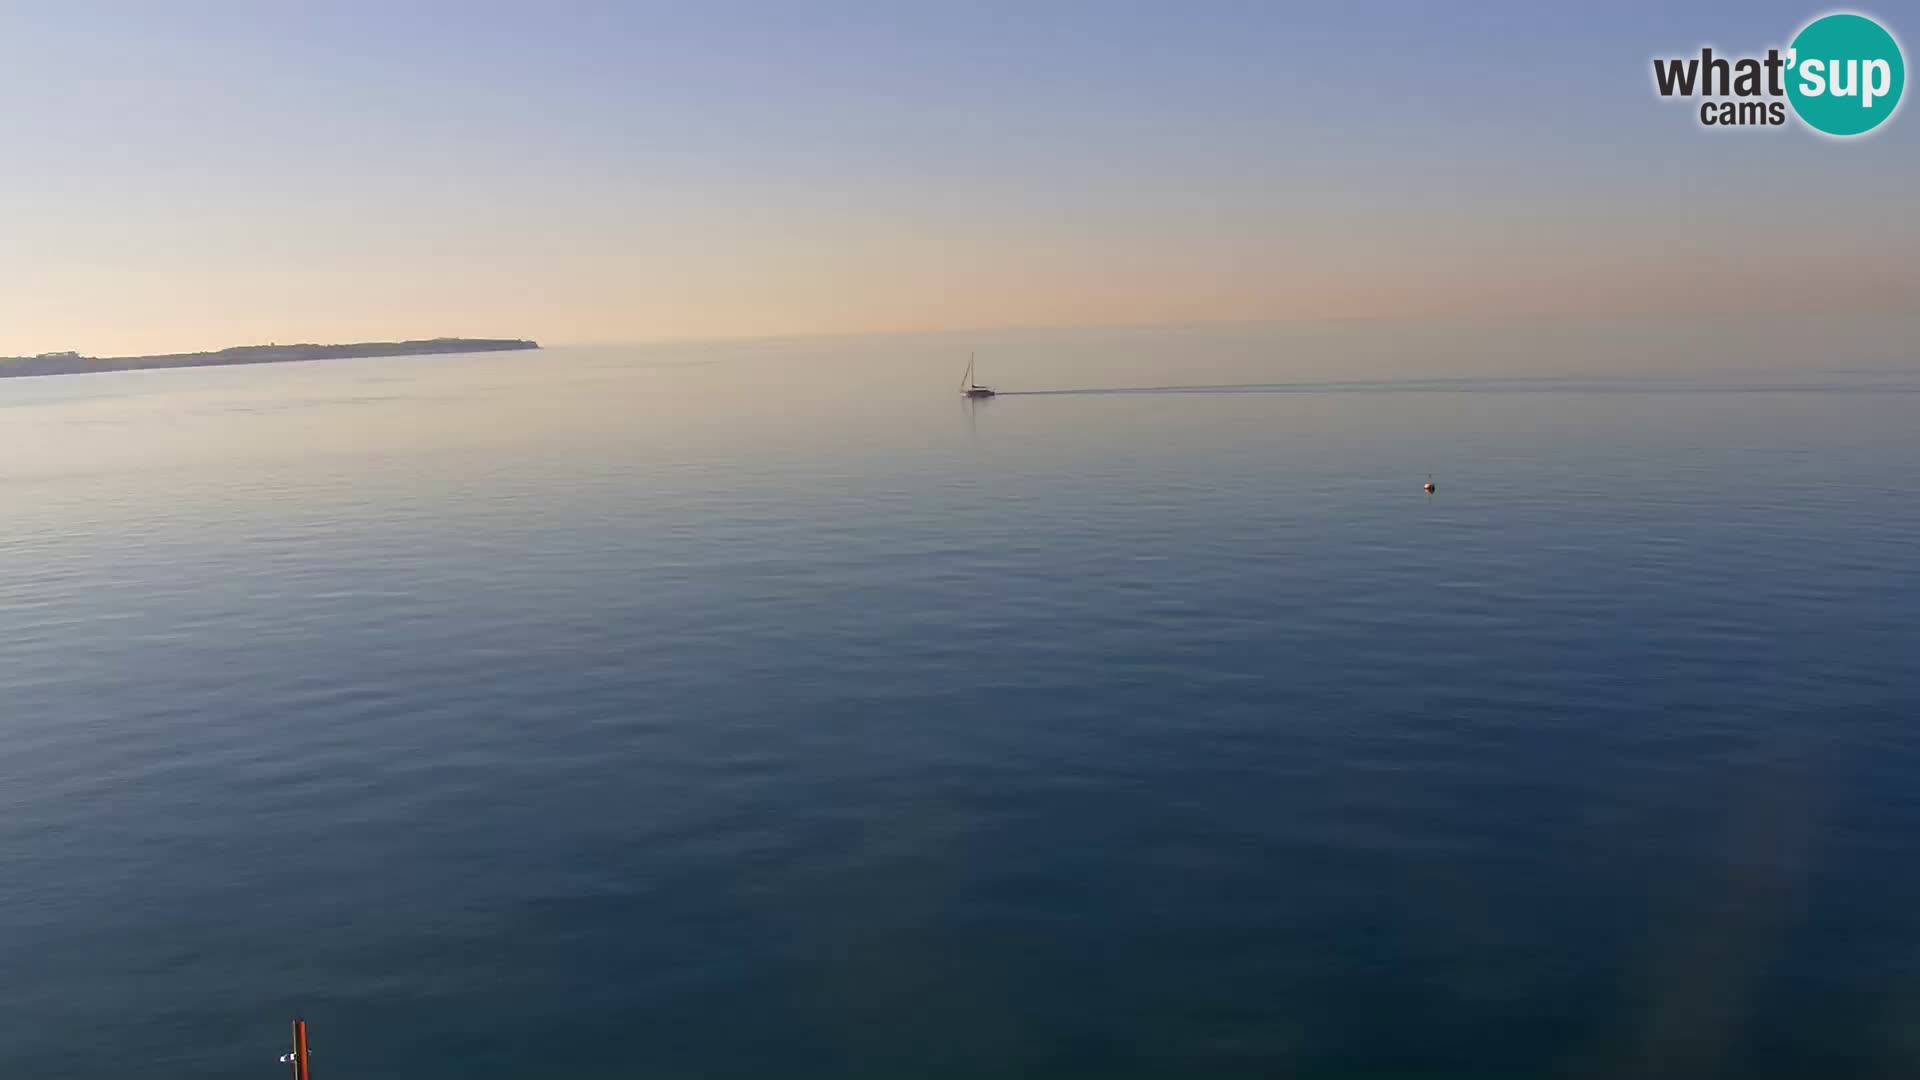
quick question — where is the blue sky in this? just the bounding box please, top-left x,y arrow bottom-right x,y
2,1 -> 1914,353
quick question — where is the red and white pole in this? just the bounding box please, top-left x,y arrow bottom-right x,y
289,1019 -> 311,1080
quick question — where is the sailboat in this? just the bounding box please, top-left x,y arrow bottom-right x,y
960,352 -> 995,398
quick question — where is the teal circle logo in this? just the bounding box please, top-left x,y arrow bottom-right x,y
1787,13 -> 1905,136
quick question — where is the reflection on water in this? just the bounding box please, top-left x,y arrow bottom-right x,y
2,317 -> 1918,1079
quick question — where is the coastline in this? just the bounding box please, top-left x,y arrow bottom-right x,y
0,338 -> 540,380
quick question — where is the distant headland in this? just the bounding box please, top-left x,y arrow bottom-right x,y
0,337 -> 540,379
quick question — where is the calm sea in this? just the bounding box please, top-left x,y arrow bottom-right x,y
3,319 -> 1918,1078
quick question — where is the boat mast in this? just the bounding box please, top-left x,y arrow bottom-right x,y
962,352 -> 975,390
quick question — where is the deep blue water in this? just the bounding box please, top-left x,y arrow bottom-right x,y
3,321 -> 1919,1077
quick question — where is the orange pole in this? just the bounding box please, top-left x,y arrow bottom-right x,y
291,1018 -> 311,1080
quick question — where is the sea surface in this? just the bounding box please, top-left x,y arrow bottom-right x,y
3,318 -> 1918,1078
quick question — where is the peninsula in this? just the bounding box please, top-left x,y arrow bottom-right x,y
0,337 -> 539,379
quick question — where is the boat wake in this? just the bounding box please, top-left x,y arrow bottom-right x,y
995,375 -> 1920,396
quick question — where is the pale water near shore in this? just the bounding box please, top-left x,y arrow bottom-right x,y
3,318 -> 1918,1077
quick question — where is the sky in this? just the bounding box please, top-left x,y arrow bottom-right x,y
1,1 -> 1916,355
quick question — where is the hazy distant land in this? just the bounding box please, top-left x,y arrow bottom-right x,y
0,337 -> 540,379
